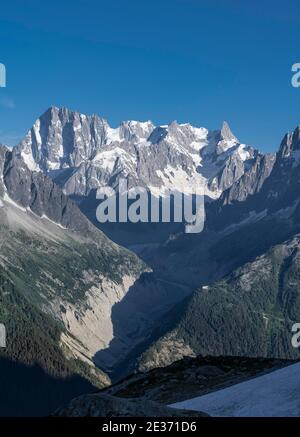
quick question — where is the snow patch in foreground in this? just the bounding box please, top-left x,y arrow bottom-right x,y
170,362 -> 300,417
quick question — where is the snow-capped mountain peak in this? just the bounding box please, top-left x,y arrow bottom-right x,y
16,107 -> 257,200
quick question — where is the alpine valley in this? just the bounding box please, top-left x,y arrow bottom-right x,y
1,106 -> 300,416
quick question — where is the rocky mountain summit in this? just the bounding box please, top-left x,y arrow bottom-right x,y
16,107 -> 258,201
14,107 -> 269,248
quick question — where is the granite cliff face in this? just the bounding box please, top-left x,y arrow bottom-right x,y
1,145 -> 97,235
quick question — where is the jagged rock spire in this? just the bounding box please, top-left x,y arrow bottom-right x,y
279,126 -> 300,158
220,121 -> 238,142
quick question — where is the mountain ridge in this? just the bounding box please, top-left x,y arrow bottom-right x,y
16,106 -> 258,201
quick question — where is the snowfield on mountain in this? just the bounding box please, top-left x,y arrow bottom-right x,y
170,362 -> 300,417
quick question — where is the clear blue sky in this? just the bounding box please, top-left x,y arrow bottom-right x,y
0,0 -> 300,151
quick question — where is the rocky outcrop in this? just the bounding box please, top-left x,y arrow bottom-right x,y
2,146 -> 96,236
103,356 -> 292,405
54,355 -> 291,417
53,393 -> 207,417
219,152 -> 276,205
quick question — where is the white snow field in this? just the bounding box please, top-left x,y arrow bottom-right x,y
170,362 -> 300,417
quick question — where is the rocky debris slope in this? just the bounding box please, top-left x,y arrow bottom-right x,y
0,144 -> 145,387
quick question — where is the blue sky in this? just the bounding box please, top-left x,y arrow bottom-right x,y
0,0 -> 300,151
